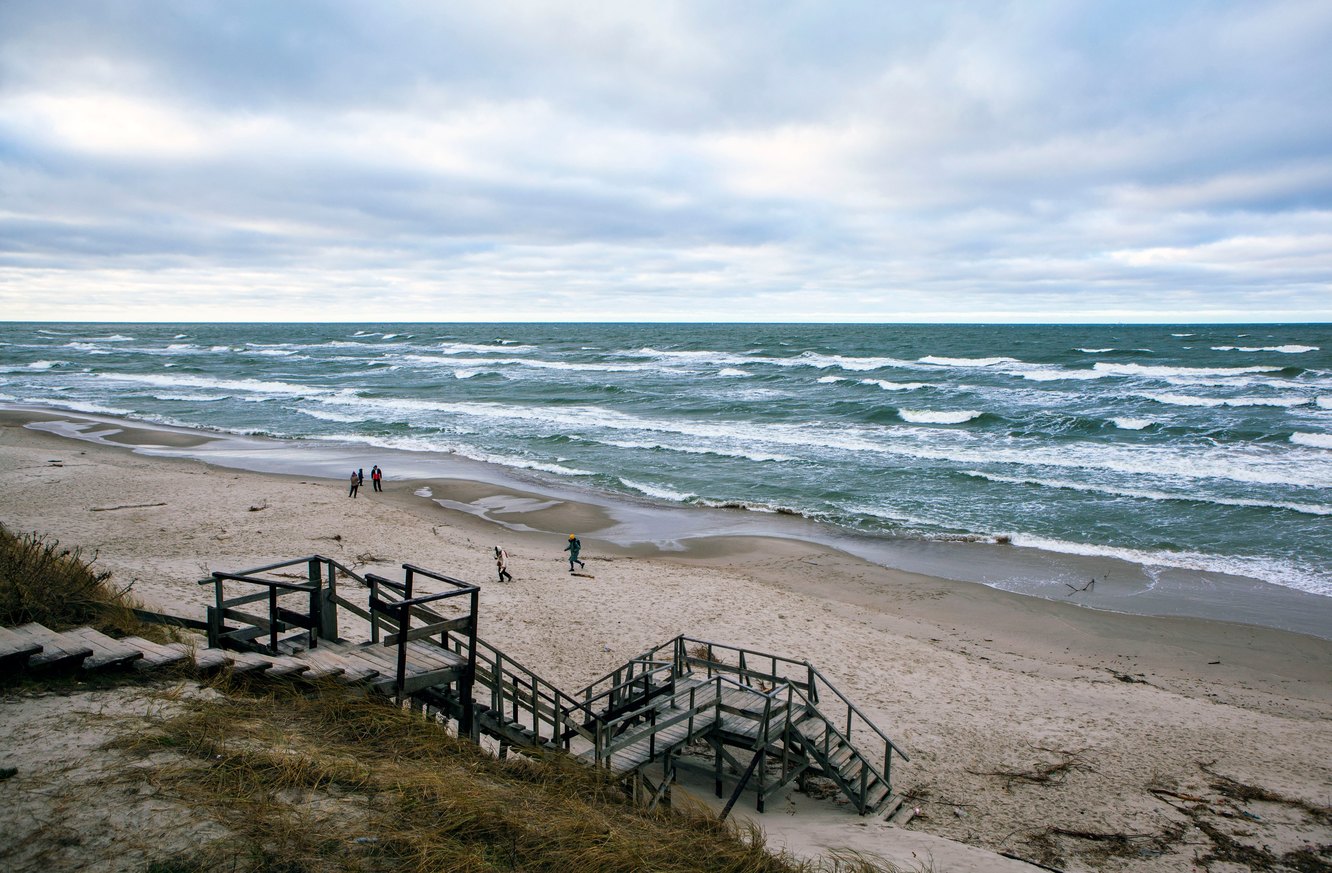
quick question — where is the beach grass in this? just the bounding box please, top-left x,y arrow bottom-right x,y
108,677 -> 897,873
0,522 -> 155,637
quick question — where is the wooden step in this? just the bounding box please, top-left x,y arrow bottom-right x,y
879,793 -> 906,820
225,650 -> 277,674
190,646 -> 233,672
864,781 -> 893,813
0,625 -> 43,670
263,655 -> 312,678
289,650 -> 347,680
11,623 -> 93,671
121,636 -> 191,669
65,627 -> 144,671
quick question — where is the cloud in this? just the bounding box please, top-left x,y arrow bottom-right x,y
1,0 -> 1330,322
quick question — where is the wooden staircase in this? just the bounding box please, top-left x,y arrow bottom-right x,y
4,557 -> 908,819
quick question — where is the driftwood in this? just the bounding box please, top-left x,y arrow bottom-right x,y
971,746 -> 1095,789
89,502 -> 167,512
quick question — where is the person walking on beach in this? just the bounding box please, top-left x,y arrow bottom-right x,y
371,465 -> 383,492
348,471 -> 359,498
494,546 -> 513,582
357,467 -> 364,487
564,534 -> 586,573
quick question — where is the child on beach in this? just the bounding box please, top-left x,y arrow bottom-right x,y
494,546 -> 513,582
564,534 -> 586,573
348,471 -> 359,498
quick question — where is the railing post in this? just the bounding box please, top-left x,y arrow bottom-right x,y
307,558 -> 321,648
369,577 -> 380,644
268,585 -> 279,653
464,586 -> 479,739
395,567 -> 414,706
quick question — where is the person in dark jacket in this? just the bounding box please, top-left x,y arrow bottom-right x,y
564,534 -> 586,573
494,546 -> 513,582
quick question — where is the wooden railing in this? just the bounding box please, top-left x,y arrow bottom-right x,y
200,554 -> 367,653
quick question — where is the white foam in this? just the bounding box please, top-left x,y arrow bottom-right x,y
960,470 -> 1331,516
94,372 -> 322,397
898,409 -> 982,424
1291,432 -> 1332,449
1316,396 -> 1332,410
718,368 -> 752,377
1172,333 -> 1194,337
1141,392 -> 1309,409
26,360 -> 63,370
619,478 -> 694,502
414,486 -> 433,498
919,355 -> 1018,368
1095,362 -> 1287,380
1077,348 -> 1115,353
861,379 -> 926,391
1212,345 -> 1318,354
1112,418 -> 1152,430
292,407 -> 366,424
817,376 -> 844,384
152,393 -> 227,402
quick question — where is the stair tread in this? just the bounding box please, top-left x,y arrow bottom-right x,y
65,626 -> 144,670
12,623 -> 94,668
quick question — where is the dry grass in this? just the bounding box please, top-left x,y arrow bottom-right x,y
0,522 -> 158,638
108,678 -> 897,873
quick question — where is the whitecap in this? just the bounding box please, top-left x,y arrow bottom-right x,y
1141,392 -> 1308,409
1112,418 -> 1152,430
817,376 -> 844,384
860,379 -> 925,391
26,360 -> 63,370
1319,396 -> 1332,410
718,368 -> 752,377
1077,348 -> 1115,353
1095,362 -> 1284,379
619,478 -> 694,502
1212,345 -> 1318,354
1291,432 -> 1332,449
919,355 -> 1018,368
898,409 -> 982,424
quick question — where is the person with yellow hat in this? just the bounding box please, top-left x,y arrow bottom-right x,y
563,533 -> 586,573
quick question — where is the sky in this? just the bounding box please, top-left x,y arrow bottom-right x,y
2,1 -> 1330,323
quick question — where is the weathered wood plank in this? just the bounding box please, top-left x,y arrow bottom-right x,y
120,636 -> 191,669
12,623 -> 93,670
65,626 -> 144,670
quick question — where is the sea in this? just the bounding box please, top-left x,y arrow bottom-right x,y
3,322 -> 1330,636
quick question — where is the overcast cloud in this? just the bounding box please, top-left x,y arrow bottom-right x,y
2,1 -> 1330,322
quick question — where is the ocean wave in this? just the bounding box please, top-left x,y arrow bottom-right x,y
861,379 -> 926,391
291,407 -> 366,424
437,341 -> 539,355
596,436 -> 794,463
1141,392 -> 1309,409
27,399 -> 134,416
919,355 -> 1019,368
1319,396 -> 1332,410
898,409 -> 982,424
960,470 -> 1330,516
25,360 -> 65,370
1112,418 -> 1153,430
1291,432 -> 1332,449
817,376 -> 844,384
93,372 -> 323,397
618,478 -> 695,502
152,393 -> 228,402
1212,345 -> 1318,354
1077,348 -> 1115,353
718,368 -> 752,377
400,353 -> 644,373
1019,369 -> 1106,382
1094,362 -> 1286,379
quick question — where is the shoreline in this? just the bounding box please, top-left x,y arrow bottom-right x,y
4,406 -> 1330,870
6,402 -> 1332,640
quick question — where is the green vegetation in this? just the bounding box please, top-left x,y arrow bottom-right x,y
0,522 -> 149,636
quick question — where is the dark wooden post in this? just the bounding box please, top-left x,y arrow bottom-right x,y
395,567 -> 413,706
268,585 -> 279,653
462,586 -> 479,740
307,558 -> 321,649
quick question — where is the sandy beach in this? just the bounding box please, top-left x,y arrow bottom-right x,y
3,410 -> 1330,872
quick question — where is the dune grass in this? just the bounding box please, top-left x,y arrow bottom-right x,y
111,678 -> 895,873
0,522 -> 156,636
